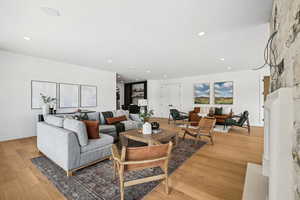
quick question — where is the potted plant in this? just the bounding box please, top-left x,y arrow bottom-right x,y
40,93 -> 56,116
139,109 -> 154,122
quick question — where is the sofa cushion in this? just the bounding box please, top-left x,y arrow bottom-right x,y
115,109 -> 129,119
129,114 -> 142,122
106,116 -> 127,124
80,134 -> 113,153
121,120 -> 142,131
64,119 -> 88,146
44,115 -> 64,127
215,107 -> 223,115
99,125 -> 116,133
83,120 -> 100,139
87,112 -> 100,121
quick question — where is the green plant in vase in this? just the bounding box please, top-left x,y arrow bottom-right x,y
139,109 -> 154,122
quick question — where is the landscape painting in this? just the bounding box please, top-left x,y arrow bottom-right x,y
214,81 -> 233,104
194,83 -> 210,104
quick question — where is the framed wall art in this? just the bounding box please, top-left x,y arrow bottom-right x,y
31,80 -> 57,109
59,83 -> 80,108
80,85 -> 97,107
194,83 -> 210,104
214,81 -> 233,104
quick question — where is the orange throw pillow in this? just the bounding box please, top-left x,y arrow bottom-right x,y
106,115 -> 127,124
83,120 -> 100,139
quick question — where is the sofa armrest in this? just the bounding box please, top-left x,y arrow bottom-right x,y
37,122 -> 81,171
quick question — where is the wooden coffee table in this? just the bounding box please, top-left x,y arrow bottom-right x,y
120,129 -> 178,146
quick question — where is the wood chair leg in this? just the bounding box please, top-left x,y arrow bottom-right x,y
247,119 -> 251,135
119,165 -> 125,200
67,170 -> 73,177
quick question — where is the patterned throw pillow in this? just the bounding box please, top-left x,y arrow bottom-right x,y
215,107 -> 223,115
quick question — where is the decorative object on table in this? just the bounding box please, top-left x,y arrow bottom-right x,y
139,109 -> 154,122
80,85 -> 97,107
59,83 -> 80,108
168,109 -> 189,125
142,122 -> 152,134
138,99 -> 148,114
194,83 -> 210,104
31,138 -> 205,200
31,80 -> 57,109
214,81 -> 233,104
224,110 -> 250,134
182,117 -> 216,145
40,93 -> 56,115
151,121 -> 160,130
111,142 -> 173,200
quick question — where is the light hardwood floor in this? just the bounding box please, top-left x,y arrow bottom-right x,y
0,118 -> 263,200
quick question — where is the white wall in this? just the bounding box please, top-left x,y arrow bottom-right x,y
148,69 -> 269,126
0,50 -> 116,141
117,82 -> 125,106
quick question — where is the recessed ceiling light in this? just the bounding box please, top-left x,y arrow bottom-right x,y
220,58 -> 225,61
227,66 -> 232,70
118,75 -> 121,78
146,70 -> 151,73
23,36 -> 31,41
107,59 -> 113,63
198,32 -> 205,36
41,7 -> 60,16
163,74 -> 167,78
135,78 -> 139,81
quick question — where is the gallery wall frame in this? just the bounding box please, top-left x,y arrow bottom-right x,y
31,80 -> 57,109
80,85 -> 97,107
59,83 -> 80,108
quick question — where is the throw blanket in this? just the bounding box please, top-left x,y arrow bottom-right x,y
102,111 -> 125,136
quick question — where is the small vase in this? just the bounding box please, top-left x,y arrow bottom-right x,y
42,104 -> 50,116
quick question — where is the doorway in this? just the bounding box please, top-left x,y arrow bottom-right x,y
159,83 -> 182,118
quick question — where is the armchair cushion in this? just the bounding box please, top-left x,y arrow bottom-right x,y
64,118 -> 88,147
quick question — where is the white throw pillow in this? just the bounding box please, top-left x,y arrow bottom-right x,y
63,118 -> 88,146
115,109 -> 130,120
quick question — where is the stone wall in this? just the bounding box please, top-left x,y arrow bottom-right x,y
270,0 -> 300,199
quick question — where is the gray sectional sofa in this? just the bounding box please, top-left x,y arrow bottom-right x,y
37,109 -> 142,176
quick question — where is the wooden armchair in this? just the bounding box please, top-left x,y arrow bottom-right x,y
111,142 -> 173,200
182,117 -> 216,145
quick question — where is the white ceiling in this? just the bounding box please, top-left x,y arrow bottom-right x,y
0,0 -> 273,82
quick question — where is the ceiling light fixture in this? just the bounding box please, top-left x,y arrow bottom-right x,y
107,59 -> 113,63
220,58 -> 225,61
227,66 -> 232,70
198,32 -> 205,36
163,74 -> 167,78
40,7 -> 60,16
23,36 -> 31,41
146,70 -> 151,73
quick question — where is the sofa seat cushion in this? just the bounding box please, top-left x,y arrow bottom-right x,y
214,115 -> 230,119
81,134 -> 113,153
121,120 -> 142,131
99,125 -> 116,133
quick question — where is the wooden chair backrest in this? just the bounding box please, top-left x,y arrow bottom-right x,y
198,117 -> 216,133
121,142 -> 171,171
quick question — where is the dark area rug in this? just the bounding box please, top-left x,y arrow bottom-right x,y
31,139 -> 205,200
